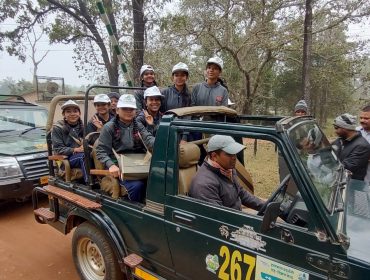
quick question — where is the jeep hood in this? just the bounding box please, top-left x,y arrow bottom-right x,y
345,179 -> 370,264
0,134 -> 47,156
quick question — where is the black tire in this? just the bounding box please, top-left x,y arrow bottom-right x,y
72,222 -> 124,280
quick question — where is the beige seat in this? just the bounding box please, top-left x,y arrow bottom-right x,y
235,159 -> 254,194
178,143 -> 201,195
48,155 -> 83,183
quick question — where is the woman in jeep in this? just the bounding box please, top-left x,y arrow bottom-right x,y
51,100 -> 88,183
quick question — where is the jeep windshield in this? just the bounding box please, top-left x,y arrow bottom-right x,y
0,108 -> 47,133
287,121 -> 341,209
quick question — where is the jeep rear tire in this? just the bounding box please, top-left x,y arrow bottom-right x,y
72,222 -> 124,280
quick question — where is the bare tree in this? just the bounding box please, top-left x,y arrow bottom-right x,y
26,27 -> 49,86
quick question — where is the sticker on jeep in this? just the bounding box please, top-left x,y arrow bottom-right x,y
255,255 -> 309,280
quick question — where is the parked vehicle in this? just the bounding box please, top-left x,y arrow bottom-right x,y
33,86 -> 370,280
0,95 -> 49,201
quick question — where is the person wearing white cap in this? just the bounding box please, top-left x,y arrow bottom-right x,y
162,62 -> 191,111
189,135 -> 264,211
86,94 -> 114,138
134,64 -> 158,111
332,113 -> 370,181
96,94 -> 147,202
191,56 -> 228,106
136,86 -> 163,150
51,100 -> 88,183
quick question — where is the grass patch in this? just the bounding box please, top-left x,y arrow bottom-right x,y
244,140 -> 280,199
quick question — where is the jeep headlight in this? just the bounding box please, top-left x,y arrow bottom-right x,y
0,157 -> 22,179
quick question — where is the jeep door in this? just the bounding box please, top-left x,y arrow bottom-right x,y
164,125 -> 345,279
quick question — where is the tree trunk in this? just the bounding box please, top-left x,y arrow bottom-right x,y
242,73 -> 252,114
302,0 -> 313,110
132,0 -> 145,86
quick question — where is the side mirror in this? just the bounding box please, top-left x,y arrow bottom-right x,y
260,202 -> 281,233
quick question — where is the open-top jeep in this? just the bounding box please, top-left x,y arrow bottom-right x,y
33,86 -> 370,280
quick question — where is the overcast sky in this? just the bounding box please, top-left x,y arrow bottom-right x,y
0,21 -> 369,87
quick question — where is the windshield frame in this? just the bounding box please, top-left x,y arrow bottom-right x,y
281,118 -> 345,239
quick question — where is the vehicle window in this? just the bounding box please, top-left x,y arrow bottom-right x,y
177,131 -> 310,228
288,122 -> 340,209
0,108 -> 47,131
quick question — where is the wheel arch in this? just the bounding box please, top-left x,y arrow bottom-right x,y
65,207 -> 129,272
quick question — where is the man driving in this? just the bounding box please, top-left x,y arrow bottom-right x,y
189,135 -> 264,211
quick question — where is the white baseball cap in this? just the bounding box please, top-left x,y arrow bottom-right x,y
140,64 -> 155,77
61,100 -> 80,111
94,94 -> 111,104
144,86 -> 163,99
207,56 -> 223,70
117,94 -> 137,109
207,135 -> 245,154
172,62 -> 189,74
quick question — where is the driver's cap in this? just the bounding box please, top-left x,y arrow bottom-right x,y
207,135 -> 245,154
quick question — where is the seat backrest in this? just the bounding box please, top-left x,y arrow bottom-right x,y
92,139 -> 105,170
235,159 -> 254,194
178,143 -> 201,195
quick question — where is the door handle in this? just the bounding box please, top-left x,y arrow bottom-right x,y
172,211 -> 196,226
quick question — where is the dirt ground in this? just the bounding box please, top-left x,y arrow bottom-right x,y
0,199 -> 79,280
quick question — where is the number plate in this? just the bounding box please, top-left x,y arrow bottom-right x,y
40,175 -> 48,185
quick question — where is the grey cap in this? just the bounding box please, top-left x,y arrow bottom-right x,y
108,92 -> 120,100
207,135 -> 245,154
294,100 -> 308,113
334,113 -> 357,130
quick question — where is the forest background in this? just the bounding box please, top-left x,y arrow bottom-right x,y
1,0 -> 370,126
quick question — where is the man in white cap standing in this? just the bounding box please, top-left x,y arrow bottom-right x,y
96,94 -> 147,202
52,100 -> 88,183
191,56 -> 228,106
189,135 -> 264,211
332,113 -> 370,181
162,62 -> 191,111
136,86 -> 163,151
134,64 -> 158,111
86,94 -> 114,136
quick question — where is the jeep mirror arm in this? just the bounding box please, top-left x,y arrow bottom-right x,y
260,202 -> 281,233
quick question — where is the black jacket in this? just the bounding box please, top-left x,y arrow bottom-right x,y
51,119 -> 83,156
189,161 -> 264,211
332,132 -> 370,180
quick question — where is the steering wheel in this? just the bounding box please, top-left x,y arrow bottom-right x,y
257,174 -> 291,216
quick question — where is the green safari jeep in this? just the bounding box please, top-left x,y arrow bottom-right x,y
32,87 -> 370,280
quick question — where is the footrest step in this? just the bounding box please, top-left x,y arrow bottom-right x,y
34,207 -> 55,221
44,185 -> 101,210
124,254 -> 143,268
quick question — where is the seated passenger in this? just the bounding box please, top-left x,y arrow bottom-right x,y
189,135 -> 264,211
86,93 -> 114,135
96,94 -> 146,202
51,100 -> 88,183
136,86 -> 163,151
108,92 -> 120,116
